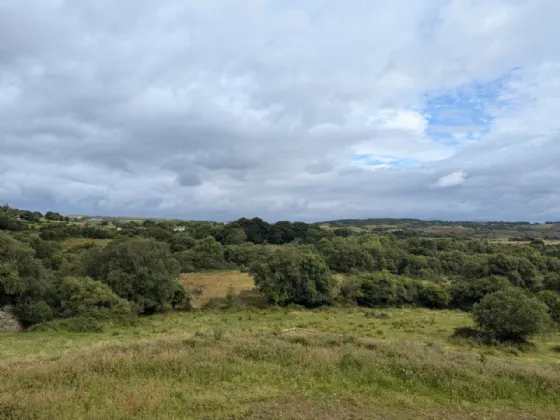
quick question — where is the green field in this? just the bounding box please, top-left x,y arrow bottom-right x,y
1,305 -> 559,419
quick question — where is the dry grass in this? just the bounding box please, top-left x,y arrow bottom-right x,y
180,271 -> 256,307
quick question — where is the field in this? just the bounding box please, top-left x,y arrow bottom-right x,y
180,271 -> 257,308
1,271 -> 559,420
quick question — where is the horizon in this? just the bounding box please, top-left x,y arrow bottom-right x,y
2,1 -> 559,221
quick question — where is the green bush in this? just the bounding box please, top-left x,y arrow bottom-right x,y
250,246 -> 333,307
171,282 -> 192,311
536,290 -> 560,324
84,238 -> 185,314
353,272 -> 417,307
14,300 -> 54,326
55,276 -> 134,321
0,231 -> 53,306
473,288 -> 551,342
451,276 -> 511,310
416,281 -> 451,309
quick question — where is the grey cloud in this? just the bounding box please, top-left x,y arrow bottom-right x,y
0,0 -> 559,221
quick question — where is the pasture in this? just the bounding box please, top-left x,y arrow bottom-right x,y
1,271 -> 559,420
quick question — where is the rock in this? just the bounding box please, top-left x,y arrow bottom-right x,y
0,305 -> 23,332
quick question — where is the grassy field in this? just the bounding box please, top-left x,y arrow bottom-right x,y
180,271 -> 258,308
1,271 -> 560,419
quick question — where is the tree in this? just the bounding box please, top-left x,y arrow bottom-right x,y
249,246 -> 332,307
354,272 -> 418,307
45,211 -> 65,221
189,236 -> 226,270
317,237 -> 375,273
85,237 -> 184,314
473,288 -> 550,342
223,227 -> 247,245
450,276 -> 510,310
416,281 -> 451,309
537,290 -> 560,324
0,232 -> 52,307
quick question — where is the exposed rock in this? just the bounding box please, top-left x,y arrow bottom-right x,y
0,305 -> 23,332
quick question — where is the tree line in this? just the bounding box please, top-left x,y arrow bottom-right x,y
1,205 -> 559,341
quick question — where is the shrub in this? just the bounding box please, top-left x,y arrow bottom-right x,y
0,231 -> 53,306
14,300 -> 54,326
250,246 -> 333,307
416,281 -> 451,309
189,236 -> 227,270
536,290 -> 560,324
55,276 -> 134,322
85,238 -> 185,314
171,282 -> 192,311
473,288 -> 551,342
450,276 -> 511,310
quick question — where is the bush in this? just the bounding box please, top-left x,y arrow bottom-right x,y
416,281 -> 451,309
536,290 -> 560,324
250,246 -> 333,307
85,238 -> 185,314
450,276 -> 511,310
0,231 -> 53,306
14,300 -> 54,326
170,282 -> 192,311
353,272 -> 417,307
473,288 -> 551,342
55,276 -> 135,322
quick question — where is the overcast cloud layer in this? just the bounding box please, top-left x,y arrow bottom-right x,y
1,0 -> 560,222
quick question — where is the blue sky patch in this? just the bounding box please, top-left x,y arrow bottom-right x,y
352,154 -> 420,169
422,69 -> 517,144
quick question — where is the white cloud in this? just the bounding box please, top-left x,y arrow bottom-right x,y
433,171 -> 468,188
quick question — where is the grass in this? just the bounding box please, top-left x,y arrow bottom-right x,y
180,271 -> 257,308
1,271 -> 559,419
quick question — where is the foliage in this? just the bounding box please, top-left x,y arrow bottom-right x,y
473,288 -> 551,341
537,290 -> 560,324
416,281 -> 451,309
250,246 -> 333,307
0,231 -> 52,306
352,272 -> 417,307
54,276 -> 134,321
85,237 -> 184,314
450,276 -> 511,310
14,300 -> 54,326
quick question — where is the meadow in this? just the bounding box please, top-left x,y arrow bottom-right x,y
1,271 -> 559,420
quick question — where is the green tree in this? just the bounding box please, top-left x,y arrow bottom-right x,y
416,281 -> 451,309
537,290 -> 560,324
45,211 -> 65,221
354,272 -> 418,307
473,288 -> 550,342
250,246 -> 332,307
189,236 -> 226,270
85,237 -> 183,314
0,231 -> 52,306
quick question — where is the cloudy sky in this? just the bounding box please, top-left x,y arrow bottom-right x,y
1,0 -> 559,222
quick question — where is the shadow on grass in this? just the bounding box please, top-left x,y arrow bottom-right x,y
450,327 -> 536,352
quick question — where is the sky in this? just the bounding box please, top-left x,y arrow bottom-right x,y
1,0 -> 560,222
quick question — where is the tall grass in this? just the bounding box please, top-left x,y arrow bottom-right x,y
1,308 -> 559,419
